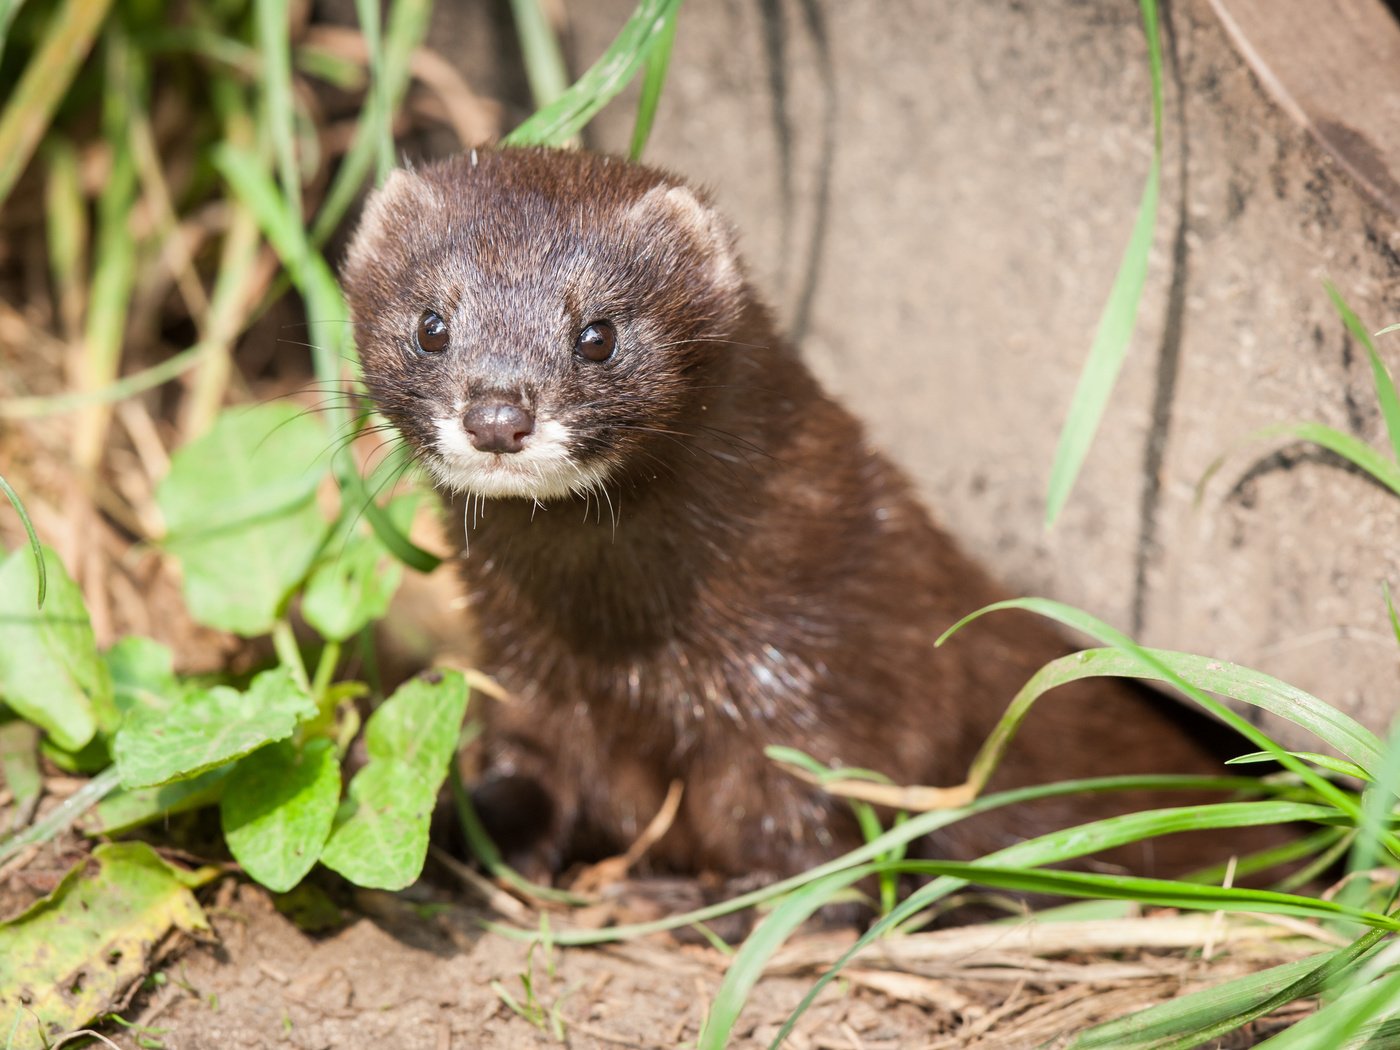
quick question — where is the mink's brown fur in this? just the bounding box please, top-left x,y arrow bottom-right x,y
343,147 -> 1274,892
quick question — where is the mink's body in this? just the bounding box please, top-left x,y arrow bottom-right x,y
343,147 -> 1257,888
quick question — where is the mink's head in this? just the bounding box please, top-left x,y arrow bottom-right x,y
341,147 -> 746,501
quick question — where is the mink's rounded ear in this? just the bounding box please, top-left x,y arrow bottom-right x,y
343,167 -> 441,287
626,183 -> 742,296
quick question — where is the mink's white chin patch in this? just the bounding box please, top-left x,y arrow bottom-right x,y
426,415 -> 610,501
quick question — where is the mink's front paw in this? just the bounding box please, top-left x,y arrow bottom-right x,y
470,773 -> 561,880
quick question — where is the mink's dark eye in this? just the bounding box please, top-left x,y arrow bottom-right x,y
574,320 -> 617,362
416,310 -> 449,353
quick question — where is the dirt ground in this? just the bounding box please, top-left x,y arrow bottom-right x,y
74,873 -> 1317,1050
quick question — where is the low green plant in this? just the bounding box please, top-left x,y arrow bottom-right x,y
490,940 -> 570,1042
0,401 -> 470,894
0,0 -> 684,1044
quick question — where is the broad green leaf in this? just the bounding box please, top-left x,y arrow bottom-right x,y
157,402 -> 330,635
301,494 -> 416,642
0,546 -> 114,750
156,402 -> 326,532
319,761 -> 436,890
222,738 -> 341,892
114,666 -> 315,788
319,672 -> 469,889
104,634 -> 181,716
0,842 -> 208,1050
302,532 -> 401,641
39,732 -> 110,774
85,766 -> 230,836
364,670 -> 469,778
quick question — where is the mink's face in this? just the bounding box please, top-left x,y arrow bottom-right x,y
341,149 -> 742,502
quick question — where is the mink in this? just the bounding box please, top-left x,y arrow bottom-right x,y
342,146 -> 1267,891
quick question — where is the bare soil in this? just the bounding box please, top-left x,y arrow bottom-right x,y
79,875 -> 1316,1050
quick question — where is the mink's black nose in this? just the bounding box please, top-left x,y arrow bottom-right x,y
463,402 -> 534,454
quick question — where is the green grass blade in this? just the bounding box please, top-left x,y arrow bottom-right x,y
1326,281 -> 1400,463
1226,750 -> 1369,781
514,787 -> 1315,949
510,0 -> 570,111
1197,420 -> 1400,507
938,599 -> 1382,821
353,0 -> 394,180
1044,0 -> 1163,526
699,866 -> 877,1050
1254,965 -> 1400,1049
42,137 -> 86,340
505,0 -> 684,147
0,473 -> 45,606
1181,825 -> 1347,888
255,0 -> 302,221
335,449 -> 441,572
0,0 -> 25,58
311,0 -> 432,245
890,861 -> 1398,928
0,0 -> 114,207
769,797 -> 1344,1047
1377,323 -> 1400,337
214,143 -> 442,572
135,24 -> 260,74
1072,929 -> 1386,1050
0,339 -> 232,420
1343,713 -> 1400,916
212,143 -> 345,389
1045,160 -> 1160,525
1266,422 -> 1400,496
0,766 -> 121,868
628,7 -> 678,160
1385,582 -> 1400,651
1273,828 -> 1358,894
75,27 -> 141,469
